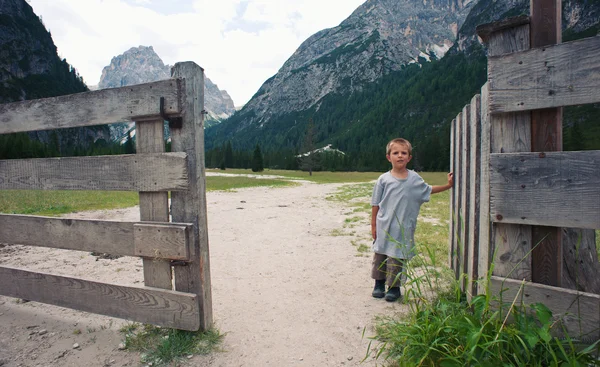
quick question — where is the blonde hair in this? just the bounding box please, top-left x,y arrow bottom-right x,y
386,138 -> 413,156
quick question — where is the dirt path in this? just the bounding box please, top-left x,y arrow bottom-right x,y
0,181 -> 407,366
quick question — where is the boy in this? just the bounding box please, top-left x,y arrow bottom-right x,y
370,138 -> 453,302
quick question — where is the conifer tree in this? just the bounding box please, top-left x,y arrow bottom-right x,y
252,144 -> 264,172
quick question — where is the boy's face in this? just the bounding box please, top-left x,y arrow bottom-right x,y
386,143 -> 412,170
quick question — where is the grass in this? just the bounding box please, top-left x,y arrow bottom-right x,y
0,169 -> 382,215
119,323 -> 223,367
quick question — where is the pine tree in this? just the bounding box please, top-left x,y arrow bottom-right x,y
252,144 -> 264,172
225,140 -> 234,168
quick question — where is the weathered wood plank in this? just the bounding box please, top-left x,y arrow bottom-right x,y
530,0 -> 563,288
449,118 -> 456,269
467,95 -> 481,298
489,151 -> 600,229
134,223 -> 189,261
460,105 -> 471,291
487,23 -> 533,281
0,79 -> 182,134
453,112 -> 463,279
0,266 -> 200,331
490,276 -> 600,340
488,36 -> 600,113
136,119 -> 174,291
476,15 -> 530,43
171,62 -> 213,330
0,214 -> 192,260
477,83 -> 492,295
562,228 -> 600,294
0,153 -> 188,191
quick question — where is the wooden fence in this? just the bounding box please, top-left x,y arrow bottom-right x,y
0,62 -> 212,331
449,14 -> 600,341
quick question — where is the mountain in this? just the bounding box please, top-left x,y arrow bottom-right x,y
0,0 -> 111,158
206,0 -> 600,171
98,45 -> 235,126
206,0 -> 475,149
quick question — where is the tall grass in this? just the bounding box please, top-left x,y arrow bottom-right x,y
369,246 -> 600,366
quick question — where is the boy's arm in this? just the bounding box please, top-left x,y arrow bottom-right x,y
371,206 -> 379,240
431,172 -> 454,194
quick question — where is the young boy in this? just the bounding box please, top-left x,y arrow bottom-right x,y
370,138 -> 453,302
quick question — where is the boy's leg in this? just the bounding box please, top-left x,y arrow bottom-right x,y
371,253 -> 387,298
385,257 -> 404,302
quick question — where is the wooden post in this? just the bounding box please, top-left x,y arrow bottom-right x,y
460,105 -> 471,290
170,62 -> 213,330
453,112 -> 463,280
449,118 -> 455,269
477,83 -> 491,294
467,95 -> 481,297
530,0 -> 563,287
136,119 -> 173,290
477,17 -> 533,281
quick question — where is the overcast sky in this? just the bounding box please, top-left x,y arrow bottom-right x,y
28,0 -> 366,106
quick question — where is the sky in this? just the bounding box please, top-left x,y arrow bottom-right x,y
28,0 -> 366,106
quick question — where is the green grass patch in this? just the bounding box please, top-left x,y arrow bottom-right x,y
120,323 -> 223,366
0,190 -> 139,216
205,175 -> 296,191
208,168 -> 382,184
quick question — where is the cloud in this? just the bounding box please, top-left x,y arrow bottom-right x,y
28,0 -> 365,105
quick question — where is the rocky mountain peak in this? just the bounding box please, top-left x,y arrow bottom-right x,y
236,0 -> 476,131
98,45 -> 235,123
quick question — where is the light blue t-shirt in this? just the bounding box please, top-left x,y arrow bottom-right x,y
371,170 -> 432,259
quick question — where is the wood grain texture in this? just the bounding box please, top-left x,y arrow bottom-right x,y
0,79 -> 182,134
467,95 -> 481,297
562,228 -> 600,294
0,266 -> 200,331
488,36 -> 600,113
478,83 -> 492,294
0,153 -> 188,191
136,119 -> 174,291
134,223 -> 189,261
0,214 -> 192,260
489,151 -> 600,229
453,112 -> 463,279
171,62 -> 213,330
491,276 -> 600,340
449,118 -> 456,269
487,24 -> 533,281
460,105 -> 471,291
476,15 -> 530,43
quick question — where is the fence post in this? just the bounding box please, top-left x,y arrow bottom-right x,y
170,62 -> 213,330
466,95 -> 481,297
477,83 -> 491,295
477,16 -> 533,281
136,119 -> 172,289
460,104 -> 471,291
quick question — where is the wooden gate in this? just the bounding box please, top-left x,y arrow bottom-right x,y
449,5 -> 600,340
0,62 -> 212,331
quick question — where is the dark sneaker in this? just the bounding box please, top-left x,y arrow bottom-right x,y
384,287 -> 401,302
372,279 -> 385,298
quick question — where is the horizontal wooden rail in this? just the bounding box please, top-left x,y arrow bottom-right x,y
0,79 -> 182,134
489,151 -> 600,229
490,276 -> 600,340
488,35 -> 600,113
0,214 -> 191,260
0,152 -> 188,191
0,266 -> 200,330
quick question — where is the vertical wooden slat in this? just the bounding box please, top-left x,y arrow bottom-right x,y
453,112 -> 463,280
460,105 -> 471,290
449,118 -> 456,269
170,62 -> 213,330
136,119 -> 172,289
487,23 -> 533,281
530,0 -> 564,287
477,83 -> 492,294
467,95 -> 481,297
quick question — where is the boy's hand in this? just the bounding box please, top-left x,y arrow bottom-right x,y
447,172 -> 454,187
372,227 -> 377,240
